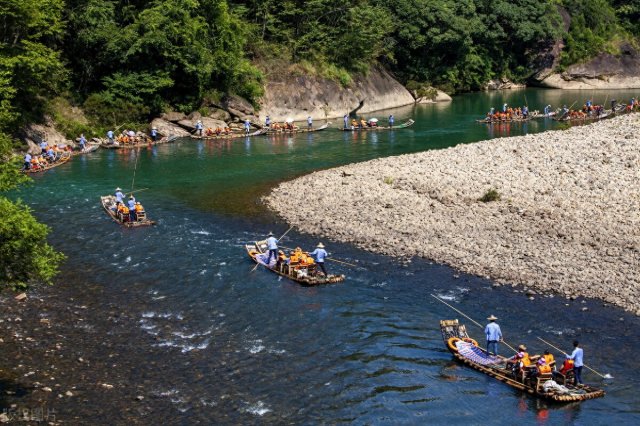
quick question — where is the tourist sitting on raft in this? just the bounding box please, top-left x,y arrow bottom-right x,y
116,130 -> 150,145
204,126 -> 232,137
112,187 -> 146,223
273,247 -> 317,275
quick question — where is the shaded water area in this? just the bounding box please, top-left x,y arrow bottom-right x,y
2,89 -> 640,424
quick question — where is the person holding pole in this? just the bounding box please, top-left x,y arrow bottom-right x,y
485,315 -> 502,356
310,243 -> 328,276
566,340 -> 584,386
265,232 -> 278,265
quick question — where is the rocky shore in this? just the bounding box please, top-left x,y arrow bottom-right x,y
265,114 -> 640,314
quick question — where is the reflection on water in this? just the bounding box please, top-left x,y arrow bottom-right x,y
11,88 -> 640,423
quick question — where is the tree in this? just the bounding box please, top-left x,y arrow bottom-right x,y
0,0 -> 67,122
0,135 -> 65,290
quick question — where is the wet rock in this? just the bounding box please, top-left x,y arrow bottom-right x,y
101,383 -> 114,390
42,387 -> 52,392
65,391 -> 74,397
149,118 -> 190,138
135,395 -> 144,401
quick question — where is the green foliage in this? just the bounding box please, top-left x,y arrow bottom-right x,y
560,0 -> 620,66
0,137 -> 65,291
383,176 -> 394,185
46,97 -> 97,139
479,188 -> 501,202
613,0 -> 640,36
0,197 -> 66,290
406,81 -> 438,99
237,0 -> 394,74
0,0 -> 66,124
0,134 -> 29,192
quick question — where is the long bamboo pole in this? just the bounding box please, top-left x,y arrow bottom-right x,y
251,228 -> 295,272
430,294 -> 518,353
536,337 -> 612,379
279,244 -> 357,267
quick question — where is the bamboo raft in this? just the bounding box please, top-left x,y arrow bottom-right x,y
100,135 -> 177,149
246,240 -> 345,286
341,119 -> 415,131
72,143 -> 100,155
553,110 -> 612,122
23,152 -> 72,174
440,319 -> 605,402
100,195 -> 155,228
190,127 -> 268,140
267,122 -> 331,134
476,116 -> 532,124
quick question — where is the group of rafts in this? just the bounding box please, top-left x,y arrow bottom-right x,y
477,98 -> 639,124
441,319 -> 605,402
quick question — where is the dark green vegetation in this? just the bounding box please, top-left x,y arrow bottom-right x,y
0,0 -> 66,290
479,188 -> 501,203
0,137 -> 66,291
0,0 -> 638,134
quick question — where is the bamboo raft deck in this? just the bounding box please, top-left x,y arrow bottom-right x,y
246,240 -> 345,286
266,122 -> 331,134
100,195 -> 155,228
72,143 -> 100,155
440,319 -> 605,403
100,135 -> 177,149
190,128 -> 268,140
23,152 -> 72,174
553,111 -> 612,122
341,119 -> 415,131
476,116 -> 532,124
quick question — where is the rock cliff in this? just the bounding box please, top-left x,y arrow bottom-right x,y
258,66 -> 416,122
536,45 -> 640,89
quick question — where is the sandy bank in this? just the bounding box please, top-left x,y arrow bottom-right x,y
265,114 -> 640,314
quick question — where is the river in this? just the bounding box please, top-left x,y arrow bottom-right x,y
2,89 -> 639,424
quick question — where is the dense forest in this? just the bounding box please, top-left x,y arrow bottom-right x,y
1,0 -> 639,134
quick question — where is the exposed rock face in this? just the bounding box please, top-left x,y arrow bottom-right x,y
149,118 -> 190,137
416,90 -> 452,103
483,78 -> 526,91
221,94 -> 255,116
531,6 -> 571,83
208,108 -> 232,122
532,5 -> 640,90
160,111 -> 187,122
176,117 -> 228,131
537,46 -> 640,89
258,65 -> 415,122
266,114 -> 640,315
22,116 -> 74,151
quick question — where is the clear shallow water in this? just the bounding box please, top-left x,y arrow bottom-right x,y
10,89 -> 640,424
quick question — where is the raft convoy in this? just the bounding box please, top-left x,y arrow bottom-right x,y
477,98 -> 638,123
21,98 -> 635,406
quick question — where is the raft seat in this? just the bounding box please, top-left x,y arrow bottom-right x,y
535,373 -> 554,392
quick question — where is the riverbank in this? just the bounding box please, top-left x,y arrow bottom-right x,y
265,113 -> 640,314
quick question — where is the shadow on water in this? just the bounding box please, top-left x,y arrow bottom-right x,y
5,88 -> 640,423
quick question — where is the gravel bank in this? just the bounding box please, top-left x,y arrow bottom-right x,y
265,114 -> 640,314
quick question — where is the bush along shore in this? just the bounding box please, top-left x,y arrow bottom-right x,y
265,114 -> 640,314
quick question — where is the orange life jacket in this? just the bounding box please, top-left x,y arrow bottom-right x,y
538,364 -> 552,374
